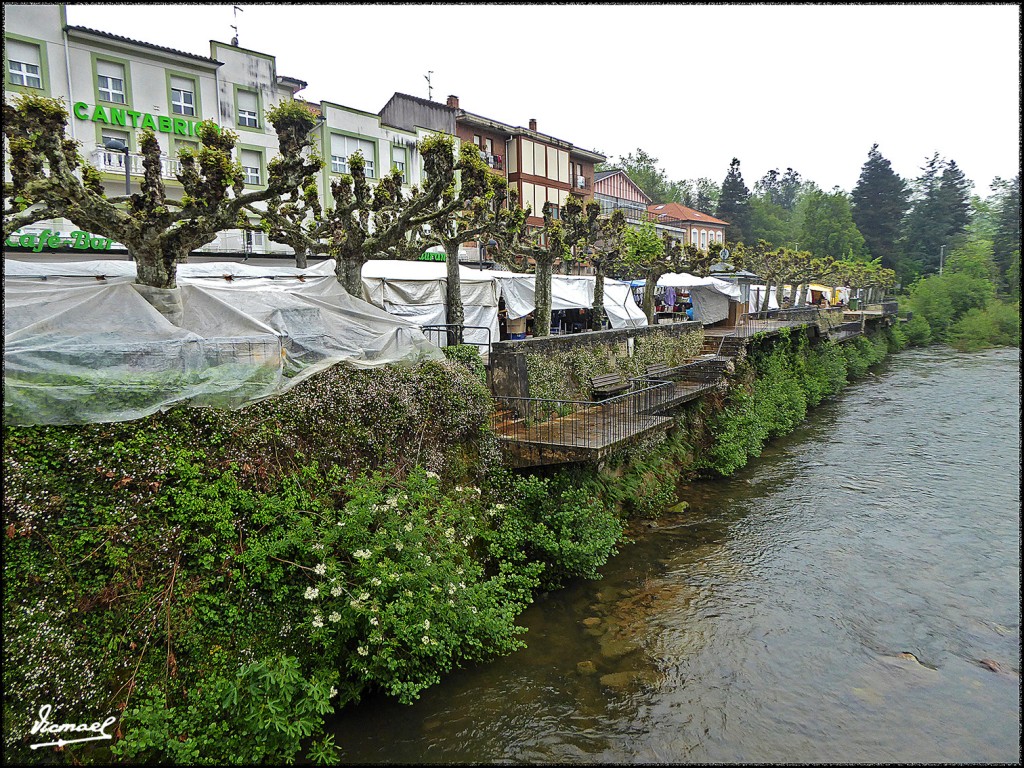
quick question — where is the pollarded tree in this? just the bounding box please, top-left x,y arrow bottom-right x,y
3,93 -> 321,298
413,142 -> 529,336
562,197 -> 627,330
732,240 -> 789,312
513,202 -> 570,337
252,134 -> 459,295
619,219 -> 668,324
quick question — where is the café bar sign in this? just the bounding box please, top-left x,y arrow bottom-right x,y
6,229 -> 114,251
73,101 -> 214,137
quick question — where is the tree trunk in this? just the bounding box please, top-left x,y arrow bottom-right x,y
133,244 -> 178,290
295,249 -> 308,269
534,257 -> 553,337
760,283 -> 772,312
338,254 -> 363,296
794,282 -> 806,306
591,263 -> 605,331
642,269 -> 657,324
445,241 -> 464,345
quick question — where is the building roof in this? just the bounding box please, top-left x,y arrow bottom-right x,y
593,169 -> 653,204
648,202 -> 728,226
383,92 -> 454,112
456,110 -> 605,162
65,25 -> 221,66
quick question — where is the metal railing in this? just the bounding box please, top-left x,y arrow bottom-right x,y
421,324 -> 492,353
491,378 -> 673,448
90,147 -> 182,179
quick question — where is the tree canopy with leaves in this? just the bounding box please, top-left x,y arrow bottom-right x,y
4,93 -> 321,295
850,144 -> 909,273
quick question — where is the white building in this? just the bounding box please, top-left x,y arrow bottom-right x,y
3,4 -> 445,260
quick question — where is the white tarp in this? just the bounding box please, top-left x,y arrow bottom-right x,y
656,273 -> 741,324
748,284 -> 781,312
359,260 -> 500,349
4,259 -> 443,426
492,273 -> 647,329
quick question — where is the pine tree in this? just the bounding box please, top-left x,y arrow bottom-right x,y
991,174 -> 1021,291
851,144 -> 909,273
716,158 -> 753,245
899,153 -> 947,279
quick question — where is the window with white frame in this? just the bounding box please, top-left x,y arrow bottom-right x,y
330,134 -> 375,178
239,149 -> 261,185
237,89 -> 258,128
96,60 -> 126,104
7,39 -> 42,88
392,146 -> 407,183
170,76 -> 195,116
700,230 -> 707,249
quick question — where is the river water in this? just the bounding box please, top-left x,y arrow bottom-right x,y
330,346 -> 1021,763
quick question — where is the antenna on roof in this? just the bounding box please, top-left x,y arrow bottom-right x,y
424,71 -> 433,101
231,6 -> 243,46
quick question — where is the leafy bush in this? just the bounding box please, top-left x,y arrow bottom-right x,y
482,470 -> 624,590
947,300 -> 1021,351
902,314 -> 933,347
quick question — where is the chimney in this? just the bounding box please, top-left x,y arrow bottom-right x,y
529,118 -> 537,132
446,95 -> 459,109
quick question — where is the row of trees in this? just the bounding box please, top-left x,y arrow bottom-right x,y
601,146 -> 1020,297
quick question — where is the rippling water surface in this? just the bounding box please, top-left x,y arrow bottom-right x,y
331,346 -> 1021,763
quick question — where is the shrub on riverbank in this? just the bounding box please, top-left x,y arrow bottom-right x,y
695,329 -> 897,477
2,357 -> 625,765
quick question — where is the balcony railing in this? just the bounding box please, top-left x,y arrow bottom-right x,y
573,174 -> 590,190
90,147 -> 182,180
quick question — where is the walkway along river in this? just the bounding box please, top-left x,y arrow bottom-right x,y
329,345 -> 1021,763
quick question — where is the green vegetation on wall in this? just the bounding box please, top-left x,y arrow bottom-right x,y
523,328 -> 705,402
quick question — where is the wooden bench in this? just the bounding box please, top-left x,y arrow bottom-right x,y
645,363 -> 674,381
590,372 -> 631,400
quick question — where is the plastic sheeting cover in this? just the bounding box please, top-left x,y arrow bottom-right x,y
360,260 -> 500,348
4,259 -> 444,425
492,273 -> 647,328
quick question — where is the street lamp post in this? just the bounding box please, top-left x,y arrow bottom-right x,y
102,138 -> 132,260
939,244 -> 945,276
480,238 -> 497,269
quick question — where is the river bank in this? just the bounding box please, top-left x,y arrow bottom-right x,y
326,345 -> 1021,764
3,326 -> 915,764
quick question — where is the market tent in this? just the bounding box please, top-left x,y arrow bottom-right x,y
3,259 -> 443,426
655,273 -> 742,324
491,273 -> 647,329
748,285 -> 781,312
359,260 -> 500,348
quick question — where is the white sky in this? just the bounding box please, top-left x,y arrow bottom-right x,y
64,3 -> 1021,197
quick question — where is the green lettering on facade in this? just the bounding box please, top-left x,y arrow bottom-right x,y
172,118 -> 188,136
110,108 -> 127,127
73,102 -> 89,120
128,111 -> 142,127
141,114 -> 157,131
157,116 -> 173,133
91,105 -> 109,124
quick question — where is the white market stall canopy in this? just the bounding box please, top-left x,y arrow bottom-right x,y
3,259 -> 443,426
492,273 -> 648,329
358,259 -> 500,348
656,273 -> 742,324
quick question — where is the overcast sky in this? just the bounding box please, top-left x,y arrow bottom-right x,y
64,3 -> 1020,197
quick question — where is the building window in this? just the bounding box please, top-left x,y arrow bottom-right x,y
392,146 -> 407,183
240,149 -> 261,185
7,39 -> 42,88
700,230 -> 707,249
473,134 -> 481,147
237,89 -> 259,128
97,60 -> 126,104
170,76 -> 195,116
485,138 -> 493,153
331,134 -> 376,178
